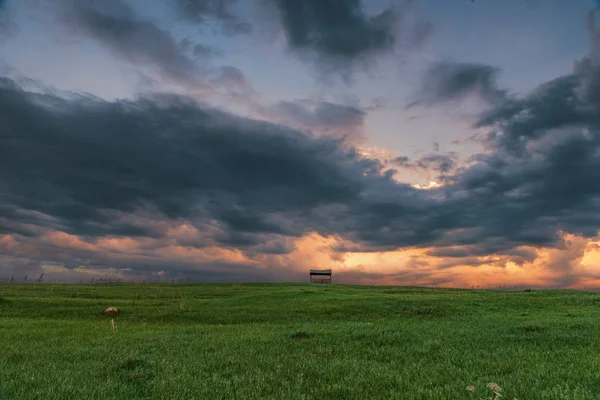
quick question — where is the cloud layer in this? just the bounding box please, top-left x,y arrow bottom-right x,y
3,47 -> 600,284
0,78 -> 430,251
3,1 -> 600,286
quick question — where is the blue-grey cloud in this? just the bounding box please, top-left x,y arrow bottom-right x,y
409,61 -> 507,107
173,0 -> 252,35
0,0 -> 13,37
272,0 -> 395,60
268,0 -> 432,82
60,0 -> 206,88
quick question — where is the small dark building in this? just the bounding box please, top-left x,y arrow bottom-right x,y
309,269 -> 332,284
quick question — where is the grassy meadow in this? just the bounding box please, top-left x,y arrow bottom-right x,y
1,283 -> 600,399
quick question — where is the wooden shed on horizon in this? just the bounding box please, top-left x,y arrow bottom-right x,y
309,269 -> 332,284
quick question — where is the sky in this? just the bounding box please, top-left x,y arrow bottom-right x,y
1,0 -> 600,288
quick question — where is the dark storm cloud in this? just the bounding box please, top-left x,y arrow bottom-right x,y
435,65 -> 600,250
371,52 -> 600,254
173,0 -> 252,35
61,0 -> 204,87
410,61 -> 507,107
267,0 -> 432,82
388,34 -> 600,259
0,77 -> 438,253
271,0 -> 395,60
476,74 -> 585,153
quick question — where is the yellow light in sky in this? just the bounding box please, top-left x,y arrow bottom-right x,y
412,181 -> 441,190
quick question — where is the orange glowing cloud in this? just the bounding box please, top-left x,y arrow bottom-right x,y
4,226 -> 600,289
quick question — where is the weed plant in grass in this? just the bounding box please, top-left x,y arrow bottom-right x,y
2,283 -> 600,399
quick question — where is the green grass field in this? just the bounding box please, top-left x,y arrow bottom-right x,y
2,283 -> 600,399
